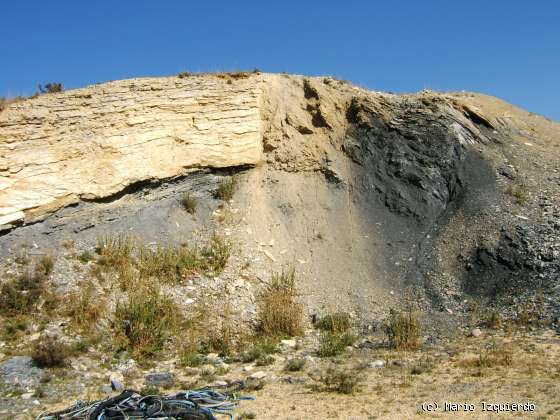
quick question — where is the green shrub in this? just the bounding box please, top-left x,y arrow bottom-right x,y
257,268 -> 303,337
180,193 -> 197,214
315,312 -> 351,333
385,308 -> 421,351
177,72 -> 192,79
77,250 -> 95,264
0,269 -> 46,316
65,282 -> 105,330
318,331 -> 356,357
215,177 -> 237,201
241,338 -> 278,363
114,284 -> 180,358
200,234 -> 231,274
284,357 -> 306,372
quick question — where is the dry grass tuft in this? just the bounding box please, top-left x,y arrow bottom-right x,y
385,308 -> 421,351
215,177 -> 237,201
31,336 -> 70,368
257,268 -> 303,337
0,268 -> 47,316
113,283 -> 181,358
318,364 -> 366,394
180,192 -> 197,214
96,233 -> 135,267
65,282 -> 106,330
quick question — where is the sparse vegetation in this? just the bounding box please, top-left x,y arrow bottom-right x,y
38,254 -> 55,276
0,268 -> 47,316
31,336 -> 70,368
65,282 -> 105,330
199,233 -> 231,274
241,338 -> 278,364
38,82 -> 64,94
315,312 -> 351,333
177,71 -> 192,79
385,308 -> 421,351
77,250 -> 95,263
318,331 -> 356,357
256,268 -> 303,337
96,233 -> 135,268
318,364 -> 365,394
113,283 -> 181,358
180,192 -> 197,214
215,177 -> 237,201
285,357 -> 306,372
506,184 -> 528,205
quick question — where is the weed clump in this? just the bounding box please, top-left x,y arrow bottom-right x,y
385,308 -> 421,351
241,338 -> 278,364
315,312 -> 351,333
200,234 -> 231,274
318,364 -> 365,394
65,282 -> 105,330
96,234 -> 134,267
31,336 -> 70,368
0,268 -> 47,316
318,331 -> 356,357
114,284 -> 180,358
257,268 -> 303,337
38,82 -> 63,94
285,357 -> 306,372
180,193 -> 197,214
215,177 -> 237,201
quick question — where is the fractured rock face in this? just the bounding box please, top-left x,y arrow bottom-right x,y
0,75 -> 263,228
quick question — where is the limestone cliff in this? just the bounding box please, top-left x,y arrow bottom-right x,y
0,75 -> 262,227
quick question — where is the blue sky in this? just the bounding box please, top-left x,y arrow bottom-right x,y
2,1 -> 559,120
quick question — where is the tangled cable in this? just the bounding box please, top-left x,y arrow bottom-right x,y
36,387 -> 255,420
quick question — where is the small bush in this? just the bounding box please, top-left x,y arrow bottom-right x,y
96,234 -> 134,267
318,331 -> 356,357
318,365 -> 365,394
180,193 -> 198,214
38,254 -> 55,276
460,343 -> 513,369
200,234 -> 231,274
0,269 -> 46,316
31,336 -> 70,368
177,72 -> 192,79
65,282 -> 105,330
180,351 -> 205,367
385,308 -> 421,351
215,177 -> 237,201
2,316 -> 29,341
506,185 -> 528,205
38,83 -> 63,94
77,250 -> 95,264
285,357 -> 306,372
241,338 -> 278,363
257,268 -> 303,337
315,312 -> 351,333
114,284 -> 180,358
138,244 -> 199,284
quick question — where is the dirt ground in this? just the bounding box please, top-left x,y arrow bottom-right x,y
238,329 -> 560,419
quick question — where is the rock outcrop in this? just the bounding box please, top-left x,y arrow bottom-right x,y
0,75 -> 262,228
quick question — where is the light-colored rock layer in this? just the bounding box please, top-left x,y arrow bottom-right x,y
0,75 -> 263,227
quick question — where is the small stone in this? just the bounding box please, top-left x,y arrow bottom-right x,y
213,380 -> 228,387
370,359 -> 385,368
250,371 -> 267,380
100,385 -> 113,394
242,365 -> 254,372
280,339 -> 296,350
470,328 -> 483,338
21,392 -> 33,400
111,378 -> 124,391
205,353 -> 221,364
144,372 -> 174,389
